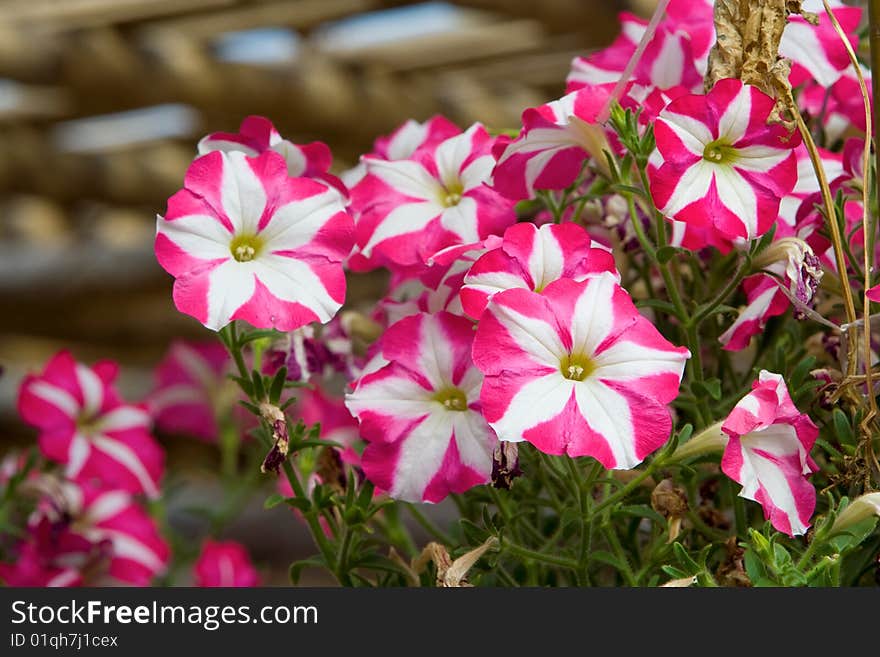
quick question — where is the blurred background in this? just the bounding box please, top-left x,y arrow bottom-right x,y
0,0 -> 654,582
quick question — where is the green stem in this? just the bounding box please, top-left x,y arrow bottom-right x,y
690,256 -> 751,327
589,456 -> 664,519
219,321 -> 348,585
406,503 -> 454,546
502,540 -> 579,570
602,524 -> 638,586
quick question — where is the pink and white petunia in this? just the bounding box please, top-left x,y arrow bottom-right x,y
720,237 -> 824,351
148,340 -> 245,442
193,539 -> 260,587
378,238 -> 504,321
718,275 -> 790,351
350,123 -> 516,268
798,65 -> 873,144
472,274 -> 690,468
198,115 -> 347,196
565,4 -> 709,93
490,85 -> 614,201
778,144 -> 845,235
649,78 -> 801,242
721,370 -> 819,536
345,312 -> 497,503
0,478 -> 169,586
18,351 -> 164,498
155,149 -> 354,331
780,1 -> 861,89
460,222 -> 618,319
340,115 -> 461,189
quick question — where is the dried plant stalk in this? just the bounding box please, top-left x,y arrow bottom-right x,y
705,0 -> 814,124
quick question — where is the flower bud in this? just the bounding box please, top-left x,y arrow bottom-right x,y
829,493 -> 880,536
669,422 -> 727,462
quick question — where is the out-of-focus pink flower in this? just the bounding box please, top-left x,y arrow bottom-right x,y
296,386 -> 361,466
262,315 -> 364,385
148,340 -> 246,442
721,371 -> 819,536
780,2 -> 861,89
0,477 -> 169,586
193,539 -> 260,587
18,351 -> 164,498
155,150 -> 354,331
566,2 -> 711,93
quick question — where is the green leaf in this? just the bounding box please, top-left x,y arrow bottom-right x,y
656,245 -> 680,264
832,408 -> 855,445
239,329 -> 284,345
590,550 -> 627,571
828,517 -> 878,552
459,518 -> 489,544
704,378 -> 723,400
285,497 -> 312,513
615,504 -> 666,525
269,367 -> 287,404
289,557 -> 327,585
691,379 -> 721,401
750,222 -> 777,256
672,542 -> 702,574
264,493 -> 286,510
661,565 -> 690,579
251,369 -> 266,401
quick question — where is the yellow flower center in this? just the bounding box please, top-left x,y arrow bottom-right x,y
703,139 -> 738,165
560,353 -> 595,382
433,387 -> 468,411
440,181 -> 464,208
229,234 -> 263,262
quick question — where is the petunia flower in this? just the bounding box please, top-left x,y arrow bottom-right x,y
18,351 -> 164,498
472,274 -> 689,468
460,222 -> 618,319
721,370 -> 819,537
155,149 -> 354,331
718,275 -> 790,352
780,1 -> 861,89
345,312 -> 497,503
198,115 -> 347,196
148,340 -> 244,442
376,239 -> 502,323
340,115 -> 461,189
648,78 -> 800,242
720,237 -> 823,351
490,86 -> 613,201
193,539 -> 260,587
350,123 -> 516,269
565,3 -> 710,93
0,477 -> 169,586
